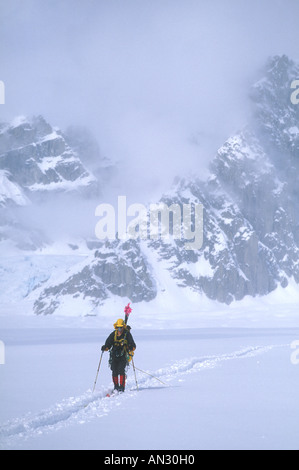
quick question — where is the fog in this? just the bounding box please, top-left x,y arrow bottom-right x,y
1,0 -> 299,241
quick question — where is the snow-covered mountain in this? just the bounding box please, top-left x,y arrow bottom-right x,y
0,115 -> 100,204
153,55 -> 299,304
1,55 -> 299,316
0,115 -> 115,251
33,239 -> 157,316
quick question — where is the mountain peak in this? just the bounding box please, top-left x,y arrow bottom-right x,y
0,114 -> 100,202
267,54 -> 295,74
249,55 -> 299,157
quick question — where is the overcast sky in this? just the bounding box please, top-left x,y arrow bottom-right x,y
1,0 -> 299,201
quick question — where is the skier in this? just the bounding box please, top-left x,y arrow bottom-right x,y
101,318 -> 136,392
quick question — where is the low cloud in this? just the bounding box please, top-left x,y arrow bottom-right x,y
1,0 -> 299,206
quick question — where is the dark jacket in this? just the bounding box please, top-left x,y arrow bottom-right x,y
103,327 -> 136,359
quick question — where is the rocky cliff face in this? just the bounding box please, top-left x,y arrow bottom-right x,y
0,115 -> 109,250
154,55 -> 299,303
34,239 -> 157,315
0,115 -> 100,204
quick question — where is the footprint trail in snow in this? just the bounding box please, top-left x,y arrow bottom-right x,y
0,344 -> 281,448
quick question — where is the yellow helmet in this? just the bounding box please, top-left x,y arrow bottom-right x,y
114,318 -> 125,329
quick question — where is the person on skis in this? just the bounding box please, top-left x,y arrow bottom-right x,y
101,318 -> 136,392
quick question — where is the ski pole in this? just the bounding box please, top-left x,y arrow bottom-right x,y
133,365 -> 167,386
92,351 -> 104,393
131,357 -> 139,391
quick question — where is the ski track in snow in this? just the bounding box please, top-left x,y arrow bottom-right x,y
0,344 -> 284,448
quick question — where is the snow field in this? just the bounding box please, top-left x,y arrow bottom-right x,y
0,327 -> 298,450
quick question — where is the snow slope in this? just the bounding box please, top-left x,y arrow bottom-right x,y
0,171 -> 29,208
0,326 -> 298,450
